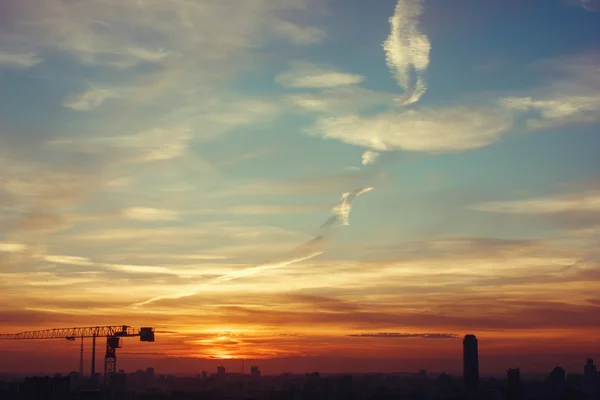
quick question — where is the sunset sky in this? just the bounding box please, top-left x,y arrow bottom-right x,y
1,0 -> 599,375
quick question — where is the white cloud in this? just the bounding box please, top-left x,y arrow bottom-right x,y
64,126 -> 192,162
501,94 -> 600,129
63,87 -> 125,111
361,151 -> 380,166
0,242 -> 27,253
0,51 -> 43,69
311,107 -> 513,153
473,192 -> 600,214
272,20 -> 325,45
276,62 -> 364,89
287,86 -> 394,114
123,207 -> 179,221
1,0 -> 322,71
44,255 -> 94,267
500,51 -> 600,129
383,0 -> 431,105
322,187 -> 374,228
126,47 -> 170,62
104,263 -> 173,275
224,205 -> 327,215
125,127 -> 191,162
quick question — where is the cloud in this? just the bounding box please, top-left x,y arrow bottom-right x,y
126,47 -> 170,63
383,0 -> 431,105
222,204 -> 328,215
132,251 -> 325,307
312,107 -> 513,153
321,187 -> 374,228
276,62 -> 364,89
361,151 -> 380,166
0,242 -> 27,253
501,95 -> 600,130
62,87 -> 125,111
123,207 -> 179,221
347,333 -> 459,339
133,186 -> 373,307
53,126 -> 193,163
500,51 -> 600,129
472,191 -> 600,214
1,0 -> 324,71
44,255 -> 93,267
0,51 -> 43,69
272,20 -> 326,45
286,86 -> 394,114
573,0 -> 600,11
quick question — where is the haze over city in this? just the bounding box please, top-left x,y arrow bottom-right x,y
0,0 -> 599,378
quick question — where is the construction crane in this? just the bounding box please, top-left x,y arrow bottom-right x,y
0,325 -> 154,381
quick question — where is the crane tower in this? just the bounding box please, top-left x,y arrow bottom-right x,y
0,325 -> 154,381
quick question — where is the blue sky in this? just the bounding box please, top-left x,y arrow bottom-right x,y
1,0 -> 600,370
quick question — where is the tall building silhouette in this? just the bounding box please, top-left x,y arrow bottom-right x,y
463,334 -> 479,391
550,366 -> 566,398
584,358 -> 597,380
507,368 -> 521,400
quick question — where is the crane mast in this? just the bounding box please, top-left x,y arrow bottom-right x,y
0,325 -> 155,383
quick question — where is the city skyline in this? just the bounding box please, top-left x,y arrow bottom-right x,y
1,0 -> 600,374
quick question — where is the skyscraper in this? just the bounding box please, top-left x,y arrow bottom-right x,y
463,334 -> 479,391
507,368 -> 521,400
585,358 -> 597,381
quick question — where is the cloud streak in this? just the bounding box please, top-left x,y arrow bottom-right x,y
0,51 -> 43,69
276,62 -> 365,89
472,192 -> 600,214
134,187 -> 374,307
347,333 -> 459,339
383,0 -> 431,105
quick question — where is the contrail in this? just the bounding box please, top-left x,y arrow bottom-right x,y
132,251 -> 323,307
383,0 -> 431,105
132,188 -> 374,308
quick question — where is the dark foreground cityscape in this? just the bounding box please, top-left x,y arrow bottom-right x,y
0,334 -> 598,400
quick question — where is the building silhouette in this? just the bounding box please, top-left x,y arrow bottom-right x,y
463,334 -> 479,391
507,368 -> 521,400
217,366 -> 226,376
585,358 -> 597,380
250,366 -> 261,377
550,366 -> 566,398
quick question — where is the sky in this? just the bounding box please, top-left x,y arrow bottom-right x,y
0,0 -> 599,376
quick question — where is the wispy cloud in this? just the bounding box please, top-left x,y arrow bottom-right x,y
573,0 -> 600,11
223,204 -> 328,215
348,333 -> 459,339
312,107 -> 513,153
383,0 -> 431,105
286,86 -> 394,114
472,191 -> 600,214
0,242 -> 27,253
45,255 -> 93,267
0,51 -> 43,69
272,20 -> 326,45
500,51 -> 600,129
126,47 -> 170,63
276,62 -> 364,89
62,87 -> 126,111
134,186 -> 374,307
122,207 -> 180,221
